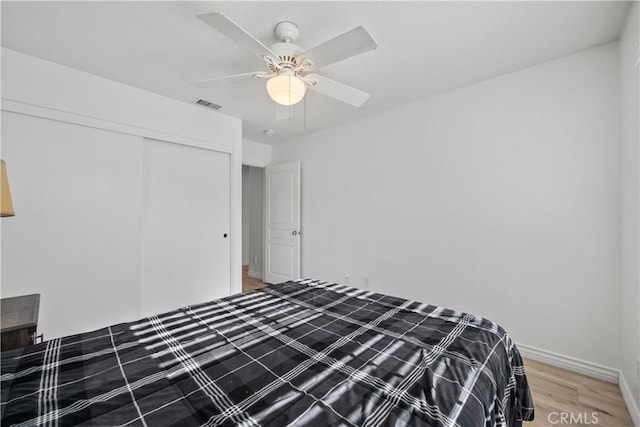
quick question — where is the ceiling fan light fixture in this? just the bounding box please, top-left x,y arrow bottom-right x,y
266,73 -> 306,106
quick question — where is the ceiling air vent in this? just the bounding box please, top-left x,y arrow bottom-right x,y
194,98 -> 222,110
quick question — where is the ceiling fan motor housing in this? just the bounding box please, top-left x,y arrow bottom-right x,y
274,21 -> 300,43
269,21 -> 306,70
268,41 -> 305,73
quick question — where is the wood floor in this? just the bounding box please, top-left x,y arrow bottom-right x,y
239,270 -> 634,425
523,357 -> 633,426
242,265 -> 270,293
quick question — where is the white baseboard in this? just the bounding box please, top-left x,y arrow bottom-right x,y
518,344 -> 640,426
517,343 -> 619,383
619,372 -> 640,427
248,270 -> 263,280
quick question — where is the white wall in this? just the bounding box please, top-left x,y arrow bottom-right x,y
247,166 -> 264,279
242,139 -> 272,167
619,2 -> 640,418
242,165 -> 264,276
273,43 -> 621,368
1,50 -> 240,146
241,141 -> 269,277
0,48 -> 243,338
242,165 -> 251,265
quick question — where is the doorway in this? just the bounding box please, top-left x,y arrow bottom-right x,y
242,165 -> 268,292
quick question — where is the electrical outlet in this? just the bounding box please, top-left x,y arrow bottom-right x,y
253,256 -> 258,264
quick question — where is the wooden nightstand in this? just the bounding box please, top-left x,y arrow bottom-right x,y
1,294 -> 41,351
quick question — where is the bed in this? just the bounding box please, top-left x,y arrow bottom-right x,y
1,279 -> 534,426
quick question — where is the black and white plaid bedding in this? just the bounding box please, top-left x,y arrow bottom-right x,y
1,279 -> 534,426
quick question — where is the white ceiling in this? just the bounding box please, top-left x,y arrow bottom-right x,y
1,1 -> 630,144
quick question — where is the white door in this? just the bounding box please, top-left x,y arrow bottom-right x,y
142,138 -> 231,315
264,161 -> 301,284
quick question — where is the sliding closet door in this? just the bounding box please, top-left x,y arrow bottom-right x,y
0,111 -> 143,339
142,138 -> 231,315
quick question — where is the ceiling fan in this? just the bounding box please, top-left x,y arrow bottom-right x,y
192,12 -> 378,114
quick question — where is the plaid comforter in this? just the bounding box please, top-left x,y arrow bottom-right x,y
1,279 -> 534,426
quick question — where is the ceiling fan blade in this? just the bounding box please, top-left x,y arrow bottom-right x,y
191,72 -> 266,88
306,73 -> 370,107
300,26 -> 377,70
197,12 -> 278,60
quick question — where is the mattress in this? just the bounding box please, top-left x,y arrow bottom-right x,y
1,279 -> 534,426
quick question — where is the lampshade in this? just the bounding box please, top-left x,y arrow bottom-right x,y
266,74 -> 306,106
1,160 -> 15,217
